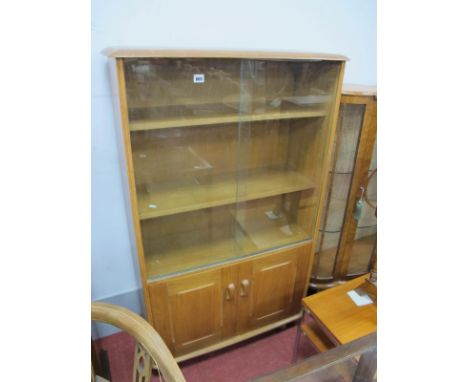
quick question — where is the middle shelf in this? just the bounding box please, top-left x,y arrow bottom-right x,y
137,168 -> 316,220
129,103 -> 327,131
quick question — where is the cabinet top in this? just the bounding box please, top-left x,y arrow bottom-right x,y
342,84 -> 377,96
102,47 -> 348,61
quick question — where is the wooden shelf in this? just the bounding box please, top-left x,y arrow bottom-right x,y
234,203 -> 311,254
301,321 -> 334,352
138,168 -> 315,220
145,235 -> 237,281
315,233 -> 376,278
129,108 -> 326,131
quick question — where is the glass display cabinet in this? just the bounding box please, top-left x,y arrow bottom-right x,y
311,85 -> 377,289
105,49 -> 346,359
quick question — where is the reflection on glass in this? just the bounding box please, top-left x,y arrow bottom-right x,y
235,59 -> 341,257
313,104 -> 365,279
348,143 -> 377,276
124,58 -> 341,279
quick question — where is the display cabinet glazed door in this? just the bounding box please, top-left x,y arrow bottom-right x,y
338,134 -> 377,278
236,243 -> 312,332
311,87 -> 376,288
148,264 -> 238,356
234,59 -> 343,258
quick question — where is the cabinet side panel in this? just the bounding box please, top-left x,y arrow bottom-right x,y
147,282 -> 174,353
109,57 -> 153,323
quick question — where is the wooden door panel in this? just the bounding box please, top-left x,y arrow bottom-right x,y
148,264 -> 239,356
251,259 -> 296,321
148,269 -> 223,355
168,271 -> 222,350
237,243 -> 312,331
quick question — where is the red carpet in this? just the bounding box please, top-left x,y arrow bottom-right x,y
94,323 -> 317,382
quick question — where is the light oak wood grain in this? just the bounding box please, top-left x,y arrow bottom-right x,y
342,84 -> 377,97
149,242 -> 312,358
137,168 -> 315,220
108,52 -> 346,360
303,275 -> 376,345
129,107 -> 326,131
300,321 -> 334,352
110,58 -> 154,325
175,313 -> 302,362
102,48 -> 348,61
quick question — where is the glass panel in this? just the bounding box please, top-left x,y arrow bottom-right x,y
123,57 -> 342,279
348,142 -> 377,276
235,59 -> 342,256
313,104 -> 365,279
124,58 -> 243,279
252,349 -> 377,382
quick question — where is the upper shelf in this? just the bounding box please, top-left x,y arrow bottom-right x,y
129,107 -> 327,131
137,168 -> 315,220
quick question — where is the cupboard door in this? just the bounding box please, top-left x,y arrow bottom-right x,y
236,243 -> 312,332
148,265 -> 238,356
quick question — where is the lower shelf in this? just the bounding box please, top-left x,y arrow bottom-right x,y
313,233 -> 376,280
145,234 -> 238,280
301,321 -> 334,352
347,233 -> 376,275
144,203 -> 312,280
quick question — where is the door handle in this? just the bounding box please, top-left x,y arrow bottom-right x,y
225,283 -> 236,301
240,279 -> 250,297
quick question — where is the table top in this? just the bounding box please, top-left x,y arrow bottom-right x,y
302,275 -> 377,345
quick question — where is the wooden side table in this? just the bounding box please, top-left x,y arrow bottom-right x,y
293,274 -> 377,360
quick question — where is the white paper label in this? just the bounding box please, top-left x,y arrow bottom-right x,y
347,290 -> 373,306
193,74 -> 205,83
265,210 -> 281,220
280,225 -> 293,236
148,204 -> 157,209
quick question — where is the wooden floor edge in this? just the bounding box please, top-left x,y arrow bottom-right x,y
174,313 -> 302,363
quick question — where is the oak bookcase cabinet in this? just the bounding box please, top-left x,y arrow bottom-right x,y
105,49 -> 346,360
311,85 -> 377,289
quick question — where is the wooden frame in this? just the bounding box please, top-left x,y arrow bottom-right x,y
103,48 -> 348,61
92,302 -> 186,382
253,332 -> 376,382
311,85 -> 377,289
106,50 -> 346,359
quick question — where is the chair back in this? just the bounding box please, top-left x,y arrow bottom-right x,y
92,302 -> 186,382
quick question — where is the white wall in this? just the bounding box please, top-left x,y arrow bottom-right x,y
91,0 -> 376,310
